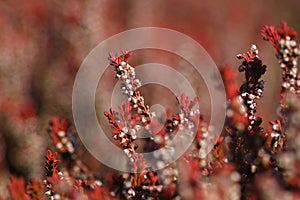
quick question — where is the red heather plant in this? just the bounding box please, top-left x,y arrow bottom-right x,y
2,22 -> 300,200
262,22 -> 300,124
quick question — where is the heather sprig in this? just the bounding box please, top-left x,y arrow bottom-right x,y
109,51 -> 151,125
262,22 -> 300,96
48,117 -> 75,154
237,44 -> 266,133
104,102 -> 140,158
224,44 -> 271,198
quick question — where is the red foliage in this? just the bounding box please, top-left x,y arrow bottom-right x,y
104,108 -> 122,135
221,64 -> 238,99
236,44 -> 258,63
26,179 -> 44,200
7,176 -> 30,200
51,117 -> 68,133
104,102 -> 140,136
176,94 -> 201,132
108,51 -> 133,66
262,21 -> 297,50
277,21 -> 297,40
45,150 -> 60,177
265,120 -> 285,153
261,25 -> 280,50
48,117 -> 76,154
176,93 -> 199,115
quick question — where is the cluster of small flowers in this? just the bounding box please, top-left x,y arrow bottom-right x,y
187,118 -> 224,179
265,120 -> 285,153
46,119 -> 107,199
104,102 -> 140,159
163,95 -> 203,189
48,117 -> 76,154
176,97 -> 219,174
262,22 -> 300,95
195,122 -> 210,169
109,51 -> 151,124
237,44 -> 266,132
176,94 -> 200,136
276,93 -> 300,189
111,155 -> 161,200
43,150 -> 105,200
172,94 -> 207,166
48,117 -> 92,179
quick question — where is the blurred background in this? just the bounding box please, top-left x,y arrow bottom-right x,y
0,0 -> 300,195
